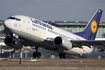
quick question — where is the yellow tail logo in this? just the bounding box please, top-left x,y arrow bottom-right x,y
91,20 -> 97,33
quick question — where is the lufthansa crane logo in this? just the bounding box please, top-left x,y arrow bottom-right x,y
91,20 -> 97,33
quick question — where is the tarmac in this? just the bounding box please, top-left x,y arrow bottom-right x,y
0,58 -> 105,70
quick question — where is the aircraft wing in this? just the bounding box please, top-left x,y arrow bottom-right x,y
21,40 -> 34,46
0,37 -> 34,47
45,37 -> 105,48
71,40 -> 105,48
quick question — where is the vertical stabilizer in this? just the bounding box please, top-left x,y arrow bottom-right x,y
74,9 -> 102,40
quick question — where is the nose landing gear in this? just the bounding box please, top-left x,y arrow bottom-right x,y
33,46 -> 41,58
33,52 -> 41,58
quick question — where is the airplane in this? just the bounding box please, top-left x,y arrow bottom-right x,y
3,9 -> 104,59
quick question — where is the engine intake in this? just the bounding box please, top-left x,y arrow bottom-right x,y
53,36 -> 72,50
54,37 -> 62,45
4,36 -> 23,49
5,36 -> 13,45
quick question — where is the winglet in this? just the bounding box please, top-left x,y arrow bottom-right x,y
74,9 -> 102,40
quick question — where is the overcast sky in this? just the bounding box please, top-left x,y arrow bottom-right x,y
0,0 -> 105,22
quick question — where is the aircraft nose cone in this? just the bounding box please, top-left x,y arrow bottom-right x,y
3,20 -> 8,28
3,20 -> 12,28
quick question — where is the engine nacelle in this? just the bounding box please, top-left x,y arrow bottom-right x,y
4,36 -> 23,49
53,36 -> 72,50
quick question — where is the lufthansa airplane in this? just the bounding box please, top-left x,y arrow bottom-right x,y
3,9 -> 104,59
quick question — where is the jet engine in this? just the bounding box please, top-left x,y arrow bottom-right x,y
4,36 -> 23,49
53,36 -> 72,50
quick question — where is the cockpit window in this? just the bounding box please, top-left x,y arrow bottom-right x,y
7,17 -> 21,21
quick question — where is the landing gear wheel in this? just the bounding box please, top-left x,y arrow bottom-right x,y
33,52 -> 41,58
59,53 -> 66,59
33,46 -> 42,58
63,53 -> 66,59
59,53 -> 63,59
33,52 -> 37,58
37,52 -> 41,58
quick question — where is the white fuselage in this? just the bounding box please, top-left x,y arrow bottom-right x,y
4,15 -> 93,55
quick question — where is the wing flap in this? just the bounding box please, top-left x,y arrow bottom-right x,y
71,40 -> 105,47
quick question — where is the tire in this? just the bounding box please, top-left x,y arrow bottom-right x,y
37,52 -> 41,58
63,53 -> 66,59
33,52 -> 37,58
59,53 -> 62,59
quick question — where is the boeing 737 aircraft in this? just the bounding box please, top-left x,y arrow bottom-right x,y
3,9 -> 104,59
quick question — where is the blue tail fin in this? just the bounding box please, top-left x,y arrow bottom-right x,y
74,9 -> 102,40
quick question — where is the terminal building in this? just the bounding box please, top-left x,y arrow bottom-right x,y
0,20 -> 105,58
45,21 -> 105,38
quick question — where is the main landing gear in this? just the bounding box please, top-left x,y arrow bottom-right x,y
59,50 -> 66,59
33,46 -> 41,58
